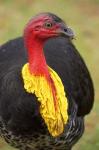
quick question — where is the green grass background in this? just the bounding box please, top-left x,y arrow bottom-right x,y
0,0 -> 99,149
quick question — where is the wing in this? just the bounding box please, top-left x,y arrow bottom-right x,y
44,37 -> 94,116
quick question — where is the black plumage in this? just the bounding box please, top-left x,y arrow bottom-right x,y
0,13 -> 94,150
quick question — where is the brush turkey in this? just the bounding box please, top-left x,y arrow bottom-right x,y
0,13 -> 94,150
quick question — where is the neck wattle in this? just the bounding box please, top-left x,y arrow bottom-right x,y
25,35 -> 49,77
22,34 -> 68,137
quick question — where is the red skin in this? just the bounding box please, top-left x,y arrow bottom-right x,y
23,14 -> 62,111
24,15 -> 61,75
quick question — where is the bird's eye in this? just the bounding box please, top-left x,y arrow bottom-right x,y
44,22 -> 53,28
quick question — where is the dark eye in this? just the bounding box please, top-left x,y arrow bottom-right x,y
44,22 -> 53,28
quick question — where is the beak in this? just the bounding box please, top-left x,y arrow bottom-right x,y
58,24 -> 75,39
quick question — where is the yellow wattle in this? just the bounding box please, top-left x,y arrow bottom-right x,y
22,63 -> 68,137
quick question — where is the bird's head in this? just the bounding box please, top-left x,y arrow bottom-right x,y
24,12 -> 75,41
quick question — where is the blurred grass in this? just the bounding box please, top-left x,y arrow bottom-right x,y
0,0 -> 99,149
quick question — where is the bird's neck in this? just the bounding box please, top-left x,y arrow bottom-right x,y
25,35 -> 49,77
24,35 -> 58,110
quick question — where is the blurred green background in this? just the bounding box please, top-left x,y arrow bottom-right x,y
0,0 -> 99,150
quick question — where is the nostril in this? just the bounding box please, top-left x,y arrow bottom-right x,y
64,28 -> 68,32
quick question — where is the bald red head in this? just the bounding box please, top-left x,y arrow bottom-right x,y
24,12 -> 75,42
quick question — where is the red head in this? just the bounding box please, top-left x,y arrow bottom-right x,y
23,13 -> 75,75
24,12 -> 75,43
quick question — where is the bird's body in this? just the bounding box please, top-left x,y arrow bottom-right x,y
0,13 -> 94,150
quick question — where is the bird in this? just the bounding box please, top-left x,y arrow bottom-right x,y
0,12 -> 94,150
